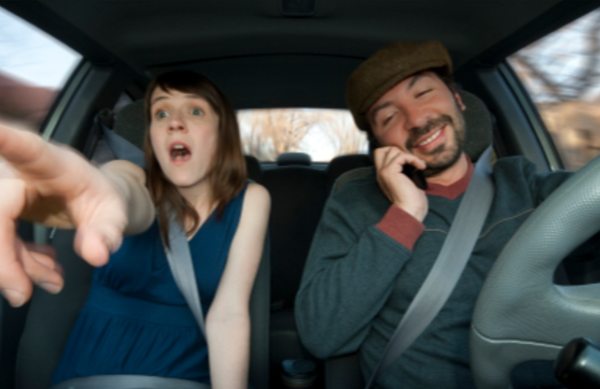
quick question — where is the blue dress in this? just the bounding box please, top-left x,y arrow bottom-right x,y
52,185 -> 247,385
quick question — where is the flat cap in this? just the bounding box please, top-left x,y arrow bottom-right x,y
347,40 -> 452,131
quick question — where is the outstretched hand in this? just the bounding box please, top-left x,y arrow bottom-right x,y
0,124 -> 128,307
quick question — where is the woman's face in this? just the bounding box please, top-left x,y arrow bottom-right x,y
149,87 -> 219,190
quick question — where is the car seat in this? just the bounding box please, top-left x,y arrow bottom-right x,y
263,152 -> 329,369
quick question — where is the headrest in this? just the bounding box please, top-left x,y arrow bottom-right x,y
113,99 -> 146,150
326,154 -> 372,192
245,155 -> 263,184
459,90 -> 493,162
277,152 -> 311,166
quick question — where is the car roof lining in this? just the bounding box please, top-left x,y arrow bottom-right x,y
149,54 -> 363,109
3,0 -> 591,68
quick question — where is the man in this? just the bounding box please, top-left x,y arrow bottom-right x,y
294,40 -> 574,388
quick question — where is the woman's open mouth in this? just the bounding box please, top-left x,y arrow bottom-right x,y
170,143 -> 191,162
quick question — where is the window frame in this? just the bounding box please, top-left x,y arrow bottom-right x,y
40,59 -> 89,140
499,61 -> 564,171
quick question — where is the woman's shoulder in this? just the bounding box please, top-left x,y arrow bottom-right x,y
230,183 -> 269,229
217,182 -> 269,225
243,182 -> 270,211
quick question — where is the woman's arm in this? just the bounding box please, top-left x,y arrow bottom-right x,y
0,124 -> 154,306
205,183 -> 270,389
99,160 -> 155,236
19,159 -> 154,236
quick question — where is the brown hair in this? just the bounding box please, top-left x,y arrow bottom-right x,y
143,71 -> 246,242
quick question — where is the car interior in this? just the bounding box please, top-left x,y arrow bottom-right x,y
1,1 -> 600,389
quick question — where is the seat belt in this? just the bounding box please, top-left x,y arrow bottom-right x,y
100,124 -> 206,337
98,120 -> 202,325
364,145 -> 495,389
160,214 -> 207,338
50,375 -> 210,389
101,122 -> 147,168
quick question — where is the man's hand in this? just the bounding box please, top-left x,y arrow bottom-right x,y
0,124 -> 128,307
374,146 -> 428,221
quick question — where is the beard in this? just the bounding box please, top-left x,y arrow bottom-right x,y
406,103 -> 466,178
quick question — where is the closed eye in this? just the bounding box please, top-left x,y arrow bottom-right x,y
383,113 -> 395,126
416,89 -> 432,98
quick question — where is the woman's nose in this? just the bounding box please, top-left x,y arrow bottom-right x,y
168,115 -> 187,132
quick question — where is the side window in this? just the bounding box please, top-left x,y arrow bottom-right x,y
238,108 -> 368,162
508,8 -> 600,171
0,6 -> 81,133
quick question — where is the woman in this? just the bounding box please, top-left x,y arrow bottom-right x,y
0,71 -> 270,388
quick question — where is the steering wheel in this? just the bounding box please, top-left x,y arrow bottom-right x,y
470,155 -> 600,389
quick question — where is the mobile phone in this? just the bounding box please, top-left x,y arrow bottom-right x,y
403,164 -> 428,190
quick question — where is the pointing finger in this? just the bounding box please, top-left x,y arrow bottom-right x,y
0,179 -> 31,306
0,124 -> 49,167
18,239 -> 63,295
74,222 -> 123,267
0,124 -> 76,181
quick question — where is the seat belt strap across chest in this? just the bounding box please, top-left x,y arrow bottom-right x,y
161,214 -> 207,339
364,145 -> 495,389
101,122 -> 146,168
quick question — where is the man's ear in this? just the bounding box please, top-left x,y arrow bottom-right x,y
454,92 -> 466,111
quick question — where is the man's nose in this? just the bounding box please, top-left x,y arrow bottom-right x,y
403,104 -> 430,130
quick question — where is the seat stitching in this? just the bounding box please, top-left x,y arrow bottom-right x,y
478,208 -> 534,239
424,228 -> 448,234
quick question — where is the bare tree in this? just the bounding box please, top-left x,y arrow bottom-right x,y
241,109 -> 319,160
318,111 -> 367,155
508,9 -> 600,170
239,109 -> 366,161
510,11 -> 600,103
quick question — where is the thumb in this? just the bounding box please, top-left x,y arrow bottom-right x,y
73,223 -> 123,267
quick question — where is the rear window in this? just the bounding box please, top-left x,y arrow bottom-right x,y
0,6 -> 81,133
238,108 -> 368,162
508,8 -> 600,171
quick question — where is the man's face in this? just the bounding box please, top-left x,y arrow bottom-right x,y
367,71 -> 467,177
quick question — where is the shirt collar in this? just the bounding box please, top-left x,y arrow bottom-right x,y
425,154 -> 473,200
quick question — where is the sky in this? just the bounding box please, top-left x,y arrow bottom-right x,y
0,6 -> 81,89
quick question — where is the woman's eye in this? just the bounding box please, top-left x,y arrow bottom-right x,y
191,108 -> 204,116
156,110 -> 168,119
